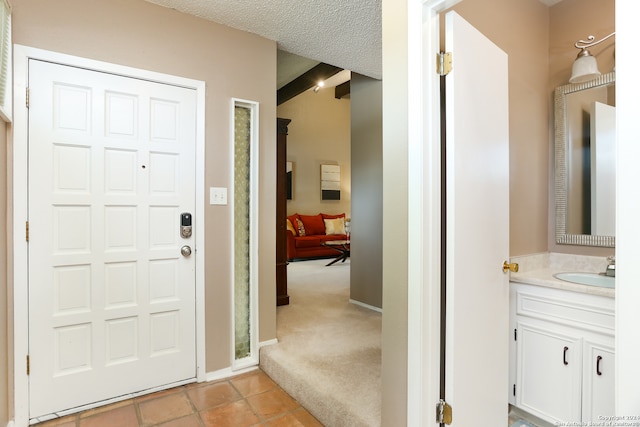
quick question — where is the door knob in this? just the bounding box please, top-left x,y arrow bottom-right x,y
181,245 -> 192,257
503,261 -> 519,273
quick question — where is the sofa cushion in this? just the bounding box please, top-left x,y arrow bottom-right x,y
299,214 -> 325,236
294,235 -> 325,248
294,234 -> 347,249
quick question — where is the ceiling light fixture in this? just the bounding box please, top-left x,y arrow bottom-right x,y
313,81 -> 325,93
569,32 -> 615,84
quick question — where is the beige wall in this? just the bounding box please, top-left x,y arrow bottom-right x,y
11,0 -> 277,383
276,87 -> 351,217
547,0 -> 615,256
350,74 -> 383,309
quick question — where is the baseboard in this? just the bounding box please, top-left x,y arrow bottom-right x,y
349,298 -> 382,313
204,365 -> 260,383
259,338 -> 278,348
202,339 -> 278,383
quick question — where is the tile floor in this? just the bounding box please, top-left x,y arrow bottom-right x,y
35,369 -> 323,427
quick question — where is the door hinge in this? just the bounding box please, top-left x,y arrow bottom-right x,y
26,221 -> 29,242
436,52 -> 452,76
26,355 -> 30,375
436,399 -> 453,424
26,87 -> 29,108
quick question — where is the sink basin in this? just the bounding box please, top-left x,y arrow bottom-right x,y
553,272 -> 615,288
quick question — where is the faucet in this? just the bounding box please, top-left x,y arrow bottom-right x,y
604,255 -> 615,277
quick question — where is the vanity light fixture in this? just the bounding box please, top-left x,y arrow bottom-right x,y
569,32 -> 615,83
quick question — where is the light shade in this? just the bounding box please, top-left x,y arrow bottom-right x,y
569,50 -> 601,83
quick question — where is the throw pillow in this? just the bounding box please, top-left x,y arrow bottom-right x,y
286,219 -> 297,236
324,217 -> 346,235
296,218 -> 306,236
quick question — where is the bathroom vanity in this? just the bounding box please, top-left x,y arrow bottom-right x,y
508,253 -> 615,425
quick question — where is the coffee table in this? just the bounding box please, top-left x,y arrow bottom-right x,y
321,240 -> 350,266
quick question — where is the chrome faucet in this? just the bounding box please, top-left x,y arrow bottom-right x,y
604,255 -> 615,277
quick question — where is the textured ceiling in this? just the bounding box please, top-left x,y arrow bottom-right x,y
145,0 -> 562,85
145,0 -> 382,80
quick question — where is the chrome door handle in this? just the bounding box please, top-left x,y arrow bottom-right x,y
181,245 -> 192,257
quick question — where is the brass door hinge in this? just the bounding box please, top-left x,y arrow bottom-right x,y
26,355 -> 30,375
26,87 -> 29,108
436,399 -> 452,424
26,221 -> 29,242
437,52 -> 452,76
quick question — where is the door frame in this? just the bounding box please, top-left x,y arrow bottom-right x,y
12,45 -> 207,426
405,1 -> 462,425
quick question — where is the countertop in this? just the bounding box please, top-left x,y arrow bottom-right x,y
508,252 -> 615,298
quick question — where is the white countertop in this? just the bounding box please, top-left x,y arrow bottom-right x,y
508,252 -> 615,298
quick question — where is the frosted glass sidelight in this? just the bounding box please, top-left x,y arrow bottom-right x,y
232,100 -> 259,367
234,105 -> 251,360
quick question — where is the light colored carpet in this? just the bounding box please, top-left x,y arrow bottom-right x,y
260,259 -> 382,427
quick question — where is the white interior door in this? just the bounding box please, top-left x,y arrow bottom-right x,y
444,11 -> 510,425
28,59 -> 197,419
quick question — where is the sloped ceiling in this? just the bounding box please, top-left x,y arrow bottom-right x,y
277,51 -> 320,90
145,0 -> 382,80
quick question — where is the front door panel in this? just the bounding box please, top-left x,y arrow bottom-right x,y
28,60 -> 197,418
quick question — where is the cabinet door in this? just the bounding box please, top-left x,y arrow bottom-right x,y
516,321 -> 582,424
583,339 -> 615,422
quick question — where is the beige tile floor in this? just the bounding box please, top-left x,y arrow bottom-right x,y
35,369 -> 323,427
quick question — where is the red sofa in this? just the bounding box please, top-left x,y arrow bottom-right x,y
286,213 -> 348,261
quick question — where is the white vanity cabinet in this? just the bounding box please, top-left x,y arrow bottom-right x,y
510,283 -> 615,424
582,339 -> 615,421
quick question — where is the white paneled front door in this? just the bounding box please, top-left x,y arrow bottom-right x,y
27,59 -> 197,419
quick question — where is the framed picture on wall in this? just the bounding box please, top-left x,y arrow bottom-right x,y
286,161 -> 293,200
321,164 -> 340,200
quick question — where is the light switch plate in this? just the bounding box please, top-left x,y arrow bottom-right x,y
210,187 -> 228,205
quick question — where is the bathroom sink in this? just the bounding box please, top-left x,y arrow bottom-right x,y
553,272 -> 615,288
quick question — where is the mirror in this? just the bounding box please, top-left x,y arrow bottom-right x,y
555,71 -> 615,247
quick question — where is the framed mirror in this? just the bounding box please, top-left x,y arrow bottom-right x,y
555,71 -> 615,247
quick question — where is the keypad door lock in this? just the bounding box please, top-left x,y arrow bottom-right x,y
180,212 -> 192,238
